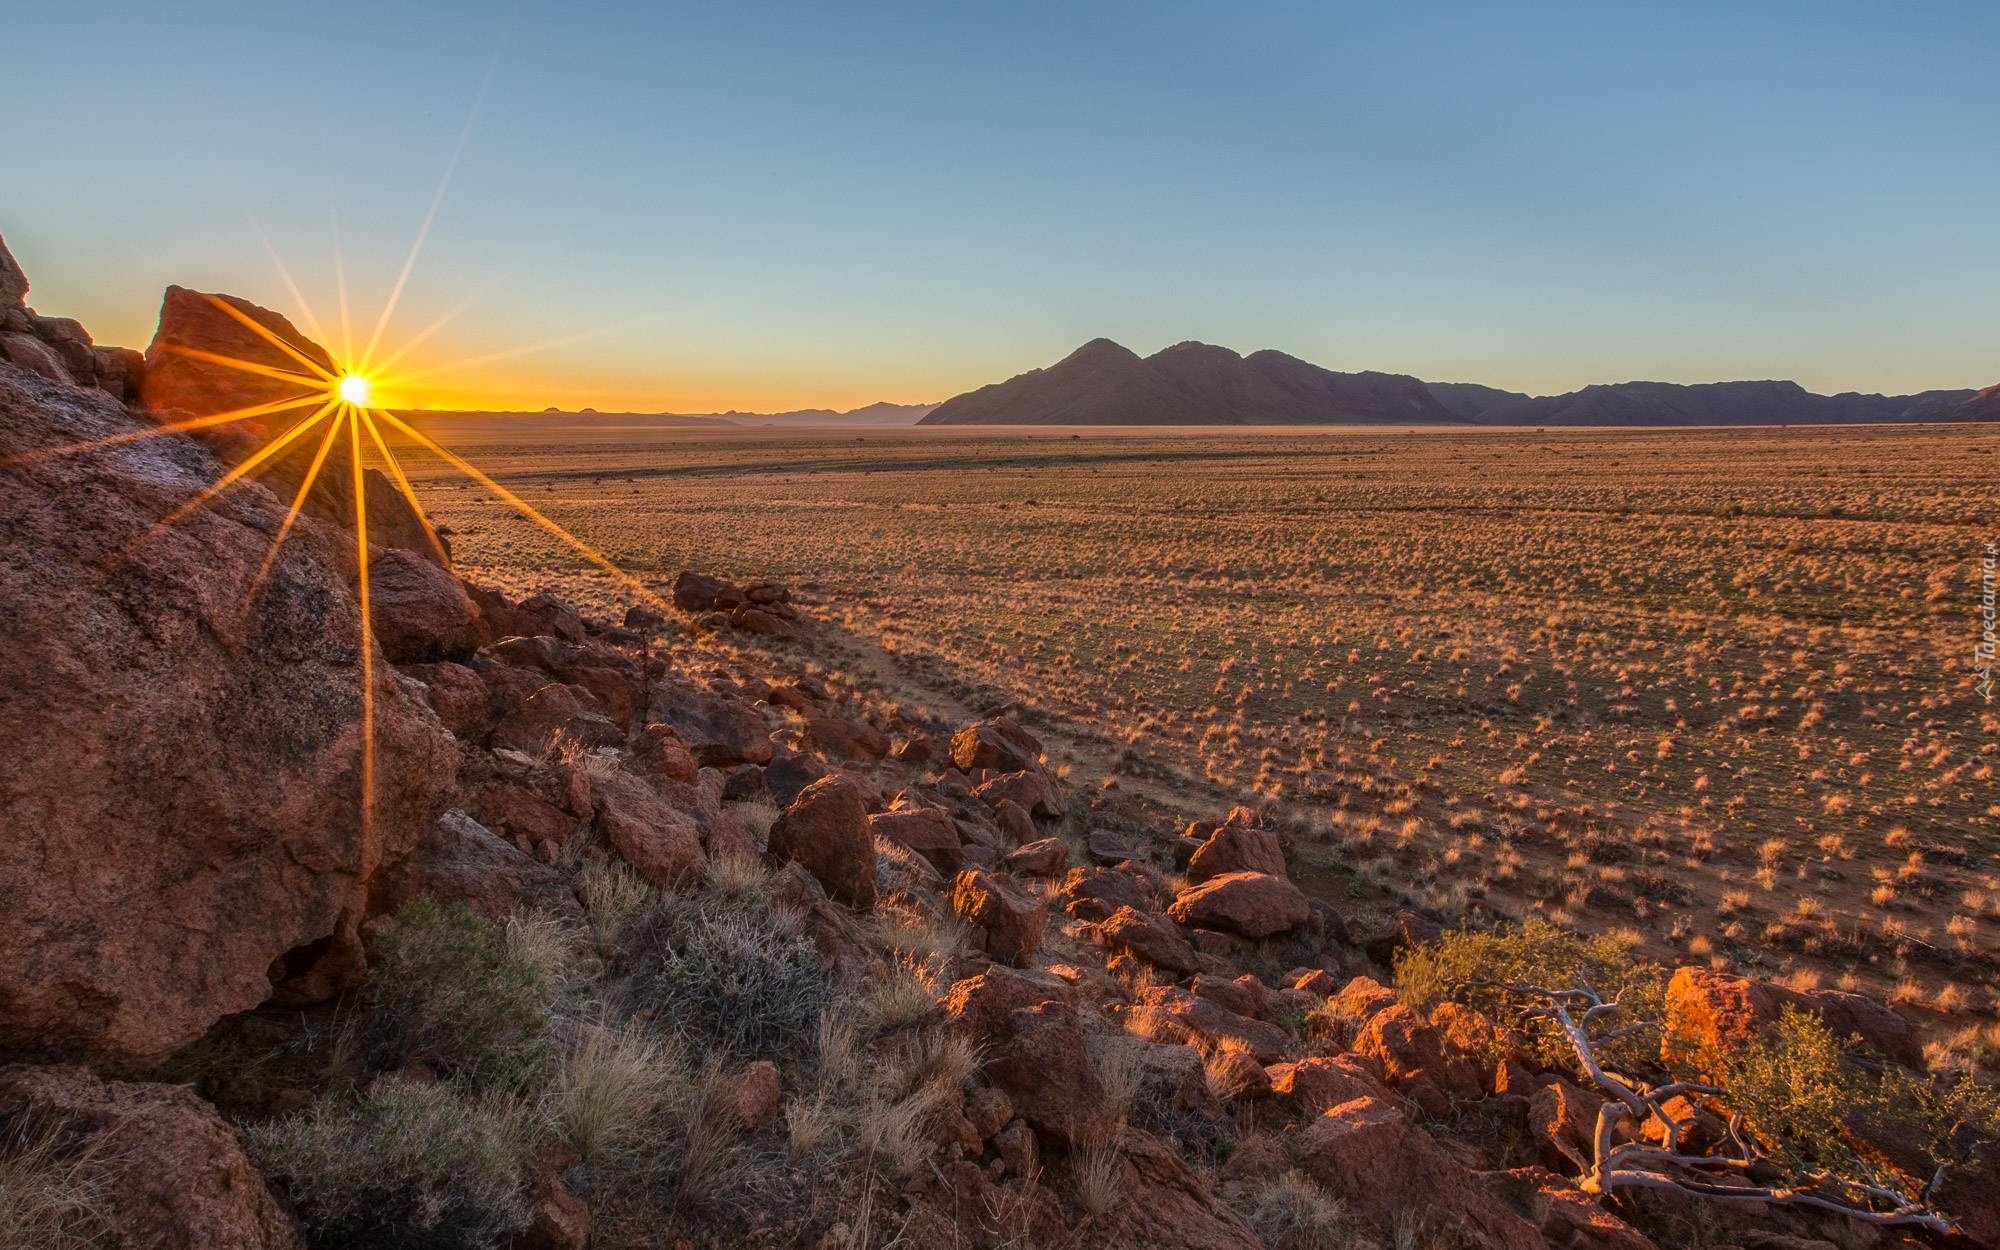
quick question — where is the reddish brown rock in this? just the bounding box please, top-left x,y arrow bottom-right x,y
1330,975 -> 1400,1023
1004,836 -> 1069,877
648,679 -> 773,767
973,768 -> 1064,819
672,569 -> 731,612
767,775 -> 876,909
0,1064 -> 302,1249
1186,822 -> 1286,882
892,732 -> 934,766
367,548 -> 483,663
1060,865 -> 1157,921
378,812 -> 584,927
952,868 -> 1049,967
949,716 -> 1043,773
1298,1096 -> 1544,1250
733,1060 -> 783,1131
870,807 -> 964,875
631,721 -> 700,783
595,772 -> 704,887
1126,985 -> 1290,1063
1,329 -> 69,381
804,713 -> 888,761
1480,1167 -> 1659,1250
1354,1003 -> 1486,1101
1099,904 -> 1202,975
1663,966 -> 1923,1072
1089,1126 -> 1264,1250
1528,1076 -> 1599,1174
1205,1048 -> 1272,1101
489,681 -> 622,757
1166,871 -> 1309,939
943,965 -> 1075,1040
1267,1054 -> 1391,1114
0,371 -> 456,1069
0,231 -> 27,306
980,999 -> 1104,1148
401,661 -> 489,738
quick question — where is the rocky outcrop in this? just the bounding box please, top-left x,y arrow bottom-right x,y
0,233 -> 146,401
0,367 -> 456,1070
137,284 -> 441,563
951,868 -> 1048,967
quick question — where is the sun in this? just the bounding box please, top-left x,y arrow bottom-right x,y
336,373 -> 371,406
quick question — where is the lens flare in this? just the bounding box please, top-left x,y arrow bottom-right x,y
336,374 -> 371,406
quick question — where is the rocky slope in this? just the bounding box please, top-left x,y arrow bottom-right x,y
1474,378 -> 1985,426
1,234 -> 1995,1250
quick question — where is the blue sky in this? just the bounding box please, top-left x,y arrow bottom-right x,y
8,1 -> 1996,409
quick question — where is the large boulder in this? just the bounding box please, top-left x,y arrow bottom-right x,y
0,1063 -> 301,1249
0,369 -> 456,1070
377,811 -> 584,927
1186,822 -> 1286,882
767,775 -> 876,909
647,678 -> 773,767
594,771 -> 704,887
1098,905 -> 1202,975
138,285 -> 441,564
1166,871 -> 1310,939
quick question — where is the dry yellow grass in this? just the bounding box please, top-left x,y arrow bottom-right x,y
394,417 -> 2000,1017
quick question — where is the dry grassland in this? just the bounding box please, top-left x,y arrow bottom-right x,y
392,417 -> 2000,1059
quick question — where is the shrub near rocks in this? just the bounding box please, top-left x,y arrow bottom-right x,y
252,1076 -> 531,1250
361,899 -> 562,1089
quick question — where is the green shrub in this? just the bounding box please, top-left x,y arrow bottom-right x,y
362,899 -> 559,1089
1710,1006 -> 1878,1180
1394,919 -> 1666,1073
251,1077 -> 532,1250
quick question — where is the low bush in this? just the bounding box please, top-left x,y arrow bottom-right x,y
613,887 -> 832,1061
360,899 -> 561,1089
251,1076 -> 532,1250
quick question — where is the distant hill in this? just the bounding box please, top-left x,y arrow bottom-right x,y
1475,380 -> 1982,427
919,339 -> 1994,427
1425,381 -> 1530,420
716,400 -> 937,427
919,339 -> 1456,426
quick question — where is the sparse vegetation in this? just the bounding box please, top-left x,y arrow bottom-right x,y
251,1076 -> 533,1250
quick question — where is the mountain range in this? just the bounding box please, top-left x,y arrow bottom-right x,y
916,339 -> 1994,427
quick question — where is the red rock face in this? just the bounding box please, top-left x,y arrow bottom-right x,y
0,1064 -> 302,1249
0,370 -> 456,1070
137,284 -> 442,565
1663,966 -> 1923,1072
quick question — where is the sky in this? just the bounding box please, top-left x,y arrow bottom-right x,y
7,1 -> 1997,411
